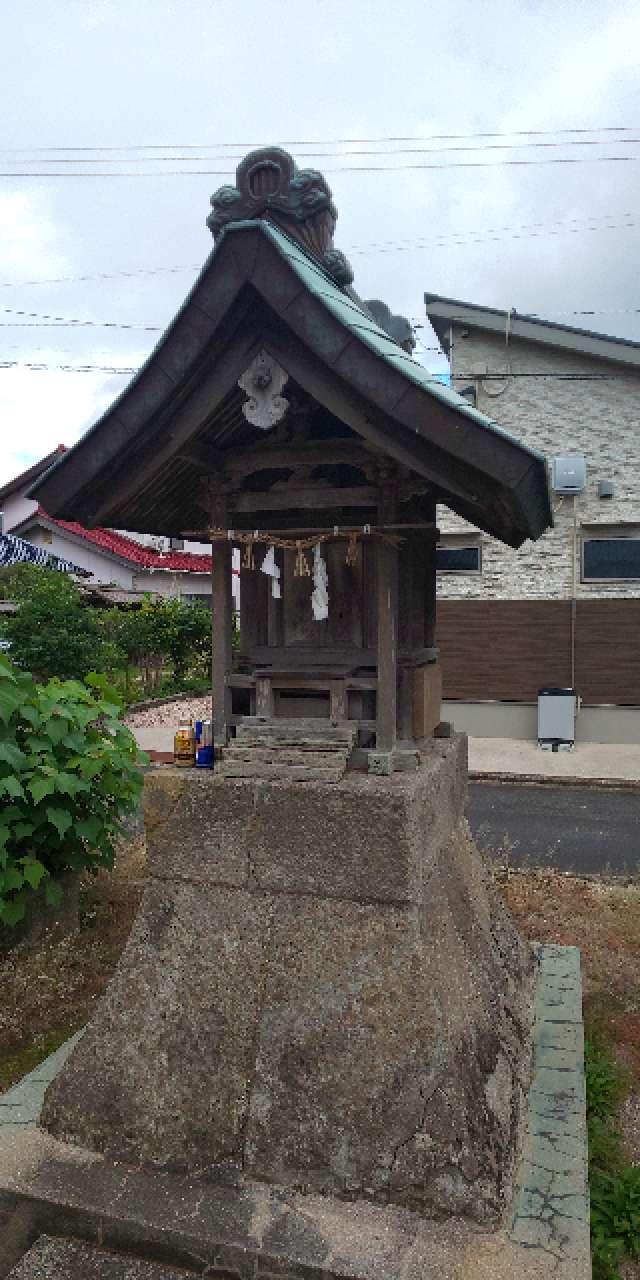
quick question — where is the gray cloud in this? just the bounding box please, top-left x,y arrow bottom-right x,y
1,0 -> 638,483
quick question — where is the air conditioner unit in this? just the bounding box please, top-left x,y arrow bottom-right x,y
551,455 -> 586,495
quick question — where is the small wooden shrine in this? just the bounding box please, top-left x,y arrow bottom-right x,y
33,146 -> 551,776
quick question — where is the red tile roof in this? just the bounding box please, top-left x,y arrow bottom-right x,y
44,513 -> 213,572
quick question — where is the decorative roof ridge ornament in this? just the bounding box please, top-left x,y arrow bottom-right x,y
364,299 -> 416,354
207,146 -> 354,288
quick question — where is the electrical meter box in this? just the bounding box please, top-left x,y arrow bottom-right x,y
551,455 -> 586,495
538,687 -> 577,749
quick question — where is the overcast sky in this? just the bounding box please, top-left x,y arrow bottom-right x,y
1,0 -> 639,489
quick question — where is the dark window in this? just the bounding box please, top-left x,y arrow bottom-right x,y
582,537 -> 640,581
436,544 -> 481,573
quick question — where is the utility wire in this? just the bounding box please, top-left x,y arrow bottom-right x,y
4,125 -> 639,150
0,212 -> 637,291
3,154 -> 640,177
0,359 -> 636,379
6,138 -> 640,164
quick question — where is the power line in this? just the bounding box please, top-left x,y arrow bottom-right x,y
0,358 -> 636,379
3,154 -> 640,178
0,305 -> 161,330
3,125 -> 639,150
0,211 -> 637,291
7,138 -> 640,165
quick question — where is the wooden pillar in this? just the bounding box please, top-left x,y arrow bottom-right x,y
376,483 -> 398,754
423,528 -> 438,649
210,491 -> 233,747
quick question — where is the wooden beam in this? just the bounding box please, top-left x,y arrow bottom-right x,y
232,485 -> 378,513
222,440 -> 379,478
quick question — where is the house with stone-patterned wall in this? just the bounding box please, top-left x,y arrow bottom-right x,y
424,296 -> 640,743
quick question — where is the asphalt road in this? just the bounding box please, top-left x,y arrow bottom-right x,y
467,782 -> 640,876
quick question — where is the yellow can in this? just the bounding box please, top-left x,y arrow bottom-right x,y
173,722 -> 196,767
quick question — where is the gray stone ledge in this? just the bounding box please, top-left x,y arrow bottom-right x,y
0,948 -> 590,1279
7,1236 -> 188,1279
509,945 -> 591,1276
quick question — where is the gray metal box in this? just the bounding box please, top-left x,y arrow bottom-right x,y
551,455 -> 586,494
537,687 -> 577,748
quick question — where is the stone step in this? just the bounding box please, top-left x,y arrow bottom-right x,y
235,717 -> 357,745
223,746 -> 349,767
8,1236 -> 190,1279
216,760 -> 346,782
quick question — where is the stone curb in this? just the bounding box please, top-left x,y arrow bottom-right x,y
509,943 -> 591,1276
470,769 -> 640,790
0,957 -> 590,1278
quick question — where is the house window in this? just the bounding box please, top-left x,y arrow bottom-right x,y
582,534 -> 640,582
436,542 -> 482,573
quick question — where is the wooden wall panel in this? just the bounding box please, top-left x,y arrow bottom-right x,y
575,600 -> 640,705
436,601 -> 572,701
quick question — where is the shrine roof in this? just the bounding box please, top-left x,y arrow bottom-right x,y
31,217 -> 552,549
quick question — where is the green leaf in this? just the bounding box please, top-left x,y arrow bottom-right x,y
75,757 -> 104,780
0,823 -> 10,850
40,718 -> 69,744
0,775 -> 24,799
20,858 -> 47,889
0,741 -> 26,769
28,775 -> 57,804
0,865 -> 24,892
25,735 -> 54,755
44,879 -> 63,907
0,895 -> 26,926
0,687 -> 23,723
13,821 -> 35,839
77,815 -> 103,844
21,705 -> 42,727
45,807 -> 73,839
53,771 -> 90,797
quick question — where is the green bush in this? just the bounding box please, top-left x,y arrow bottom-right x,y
0,653 -> 145,927
0,565 -> 103,681
99,597 -> 211,696
591,1166 -> 640,1279
585,1034 -> 640,1278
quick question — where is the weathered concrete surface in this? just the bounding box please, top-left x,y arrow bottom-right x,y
7,1237 -> 188,1280
0,1128 -> 567,1280
0,948 -> 589,1279
40,738 -> 535,1225
509,945 -> 591,1276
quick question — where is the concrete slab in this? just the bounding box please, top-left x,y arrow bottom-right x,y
0,949 -> 590,1280
7,1237 -> 188,1279
469,735 -> 640,786
132,720 -> 640,787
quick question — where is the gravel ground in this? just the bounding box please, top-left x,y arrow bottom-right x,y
124,695 -> 213,729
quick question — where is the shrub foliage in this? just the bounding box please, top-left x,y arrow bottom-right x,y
0,653 -> 144,926
0,565 -> 101,681
585,1034 -> 640,1278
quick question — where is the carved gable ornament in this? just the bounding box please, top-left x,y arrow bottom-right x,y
208,146 -> 354,287
238,349 -> 289,429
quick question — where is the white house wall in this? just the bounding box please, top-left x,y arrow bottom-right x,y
26,529 -> 134,588
1,492 -> 38,535
437,328 -> 640,601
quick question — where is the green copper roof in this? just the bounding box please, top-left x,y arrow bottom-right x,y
223,218 -> 546,468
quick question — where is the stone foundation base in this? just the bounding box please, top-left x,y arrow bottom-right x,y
36,738 -> 534,1226
0,947 -> 589,1279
